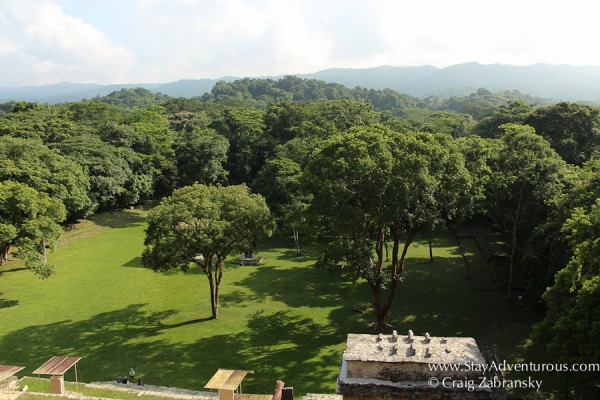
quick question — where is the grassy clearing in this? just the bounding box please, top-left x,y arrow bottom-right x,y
0,209 -> 549,397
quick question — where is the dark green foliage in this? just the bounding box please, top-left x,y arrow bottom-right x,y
455,135 -> 500,215
0,101 -> 18,115
526,160 -> 600,298
485,124 -> 567,298
202,76 -> 423,117
351,87 -> 418,115
534,200 -> 600,398
66,101 -> 124,125
53,135 -> 153,209
0,105 -> 76,143
211,107 -> 271,184
98,121 -> 145,148
0,180 -> 66,276
264,100 -> 378,144
161,97 -> 212,114
123,105 -> 177,195
471,100 -> 533,137
0,136 -> 94,219
524,102 -> 600,165
168,111 -> 212,133
174,129 -> 229,186
98,88 -> 172,109
205,76 -> 354,105
411,110 -> 475,137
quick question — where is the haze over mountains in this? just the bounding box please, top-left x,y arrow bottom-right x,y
2,63 -> 600,104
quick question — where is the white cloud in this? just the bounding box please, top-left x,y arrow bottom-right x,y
0,0 -> 134,86
0,37 -> 20,56
2,0 -> 600,86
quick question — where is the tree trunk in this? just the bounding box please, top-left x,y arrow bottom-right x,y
208,276 -> 218,319
204,258 -> 218,319
369,223 -> 411,332
4,243 -> 10,262
202,256 -> 225,320
384,241 -> 389,262
371,283 -> 388,331
429,226 -> 434,262
507,191 -> 522,300
214,258 -> 224,319
378,226 -> 417,331
292,227 -> 300,254
41,239 -> 47,266
212,289 -> 219,319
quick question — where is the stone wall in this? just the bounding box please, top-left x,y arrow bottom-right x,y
346,360 -> 482,381
337,332 -> 493,400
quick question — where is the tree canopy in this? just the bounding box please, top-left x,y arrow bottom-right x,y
534,199 -> 600,398
0,136 -> 94,219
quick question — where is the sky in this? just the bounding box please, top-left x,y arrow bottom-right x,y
1,0 -> 599,87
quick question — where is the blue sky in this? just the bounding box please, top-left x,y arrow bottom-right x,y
1,0 -> 599,86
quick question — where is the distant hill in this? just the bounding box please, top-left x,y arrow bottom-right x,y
300,63 -> 600,102
2,63 -> 600,103
0,79 -> 230,104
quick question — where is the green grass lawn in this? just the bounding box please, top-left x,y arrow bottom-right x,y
0,209 -> 551,397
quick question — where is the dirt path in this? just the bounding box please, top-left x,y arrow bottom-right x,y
86,382 -> 217,399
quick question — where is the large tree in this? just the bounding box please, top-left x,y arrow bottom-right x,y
534,200 -> 600,398
302,125 -> 473,331
254,156 -> 308,253
211,107 -> 272,184
471,100 -> 532,138
53,135 -> 153,210
524,102 -> 600,165
142,184 -> 272,319
173,128 -> 229,186
0,181 -> 66,277
486,124 -> 567,299
124,105 -> 177,196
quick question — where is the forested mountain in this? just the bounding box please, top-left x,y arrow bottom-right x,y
301,63 -> 600,101
3,63 -> 600,103
0,79 -> 230,104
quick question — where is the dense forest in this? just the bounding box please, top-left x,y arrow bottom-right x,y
1,77 -> 599,396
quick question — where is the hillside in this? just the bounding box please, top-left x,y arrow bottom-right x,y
2,63 -> 600,103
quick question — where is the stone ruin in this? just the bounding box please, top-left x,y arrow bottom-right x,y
336,331 -> 492,399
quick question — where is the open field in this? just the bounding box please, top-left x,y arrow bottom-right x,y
0,209 -> 551,397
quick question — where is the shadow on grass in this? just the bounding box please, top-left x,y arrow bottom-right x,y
159,317 -> 214,329
0,304 -> 350,395
122,257 -> 143,268
221,265 -> 362,310
91,209 -> 147,230
257,236 -> 324,263
272,248 -> 321,263
0,297 -> 18,309
0,266 -> 27,277
0,304 -> 175,382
